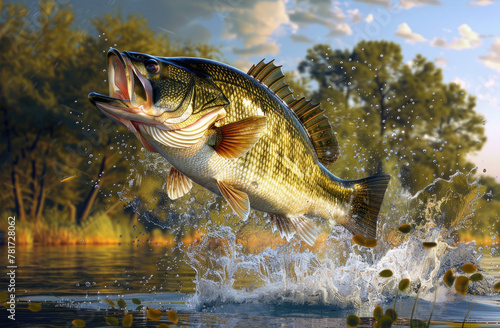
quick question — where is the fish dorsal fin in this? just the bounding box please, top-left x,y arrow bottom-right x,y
288,97 -> 340,165
248,59 -> 340,165
247,59 -> 295,105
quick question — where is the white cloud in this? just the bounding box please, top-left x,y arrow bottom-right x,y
468,0 -> 498,5
353,0 -> 391,6
430,24 -> 482,50
395,23 -> 426,44
354,0 -> 440,8
452,77 -> 468,89
233,42 -> 280,55
223,1 -> 292,50
347,9 -> 363,23
288,2 -> 353,37
480,38 -> 500,72
365,13 -> 374,23
484,75 -> 498,88
399,0 -> 441,9
290,34 -> 314,43
435,57 -> 448,68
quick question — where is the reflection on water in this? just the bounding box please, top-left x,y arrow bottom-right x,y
0,244 -> 195,296
1,244 -> 499,327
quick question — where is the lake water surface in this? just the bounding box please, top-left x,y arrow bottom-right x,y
1,242 -> 499,327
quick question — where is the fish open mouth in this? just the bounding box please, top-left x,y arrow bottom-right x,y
89,48 -> 157,151
89,48 -> 229,151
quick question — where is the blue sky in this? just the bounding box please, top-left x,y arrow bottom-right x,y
20,0 -> 500,180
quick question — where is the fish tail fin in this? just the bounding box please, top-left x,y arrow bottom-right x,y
341,174 -> 391,239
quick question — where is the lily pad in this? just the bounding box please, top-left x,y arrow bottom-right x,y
148,308 -> 162,321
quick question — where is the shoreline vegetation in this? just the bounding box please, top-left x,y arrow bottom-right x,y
1,209 -> 497,248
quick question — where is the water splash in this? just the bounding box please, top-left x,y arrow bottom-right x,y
119,154 -> 495,313
182,171 -> 493,312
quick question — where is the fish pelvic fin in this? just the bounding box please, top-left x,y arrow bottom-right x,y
342,174 -> 391,239
217,181 -> 250,221
166,167 -> 193,200
270,215 -> 318,246
212,116 -> 267,159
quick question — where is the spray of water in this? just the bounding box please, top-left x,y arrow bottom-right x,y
121,153 -> 495,314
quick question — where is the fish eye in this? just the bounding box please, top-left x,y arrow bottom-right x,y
145,59 -> 159,74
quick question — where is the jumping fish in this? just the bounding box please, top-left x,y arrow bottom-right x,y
88,49 -> 390,246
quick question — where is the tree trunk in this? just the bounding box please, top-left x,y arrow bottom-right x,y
77,155 -> 110,225
35,163 -> 47,223
67,201 -> 76,223
31,159 -> 39,221
11,160 -> 26,222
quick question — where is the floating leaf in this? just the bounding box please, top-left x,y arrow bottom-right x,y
455,276 -> 469,295
461,263 -> 477,274
352,234 -> 365,246
398,278 -> 410,292
398,224 -> 411,234
364,238 -> 377,248
105,298 -> 115,307
443,269 -> 455,287
379,269 -> 393,278
28,302 -> 42,312
167,309 -> 178,324
0,293 -> 8,303
469,273 -> 483,282
157,324 -> 171,328
346,314 -> 360,327
105,316 -> 118,326
373,305 -> 383,320
132,298 -> 141,305
122,314 -> 133,327
378,315 -> 394,328
61,175 -> 76,183
385,308 -> 397,322
147,308 -> 162,321
493,281 -> 500,291
136,305 -> 144,311
72,319 -> 86,328
116,298 -> 126,309
422,242 -> 437,249
410,319 -> 427,328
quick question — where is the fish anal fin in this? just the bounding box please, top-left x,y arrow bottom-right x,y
341,174 -> 391,239
248,59 -> 295,106
270,215 -> 318,246
217,181 -> 250,221
290,216 -> 318,246
166,167 -> 193,200
213,116 -> 267,159
288,97 -> 340,166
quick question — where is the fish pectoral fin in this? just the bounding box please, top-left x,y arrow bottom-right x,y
213,116 -> 267,159
270,215 -> 318,246
217,181 -> 250,221
166,167 -> 193,200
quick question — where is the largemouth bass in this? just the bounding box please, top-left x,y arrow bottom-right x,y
89,48 -> 390,246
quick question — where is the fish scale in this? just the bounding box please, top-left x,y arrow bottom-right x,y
89,49 -> 391,245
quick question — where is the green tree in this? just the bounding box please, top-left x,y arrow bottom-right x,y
0,1 -> 220,229
298,41 -> 486,193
